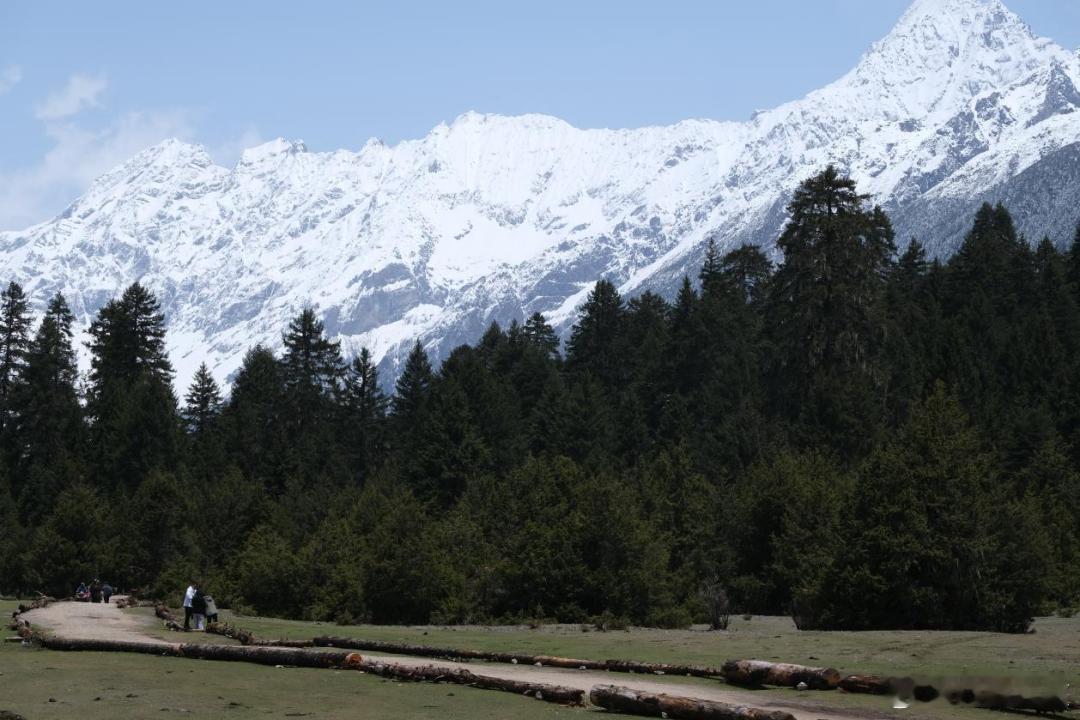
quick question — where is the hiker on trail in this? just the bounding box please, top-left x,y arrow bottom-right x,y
183,582 -> 197,631
75,582 -> 89,601
102,581 -> 113,604
204,593 -> 219,625
191,586 -> 208,631
90,579 -> 102,603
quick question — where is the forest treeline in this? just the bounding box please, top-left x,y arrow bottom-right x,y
1,167 -> 1078,633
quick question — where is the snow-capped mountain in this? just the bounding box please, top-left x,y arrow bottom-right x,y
2,0 -> 1079,386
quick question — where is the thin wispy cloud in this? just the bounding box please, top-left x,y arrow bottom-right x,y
0,110 -> 194,229
0,65 -> 22,95
34,73 -> 108,119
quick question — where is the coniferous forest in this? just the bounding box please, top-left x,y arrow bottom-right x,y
1,167 -> 1079,633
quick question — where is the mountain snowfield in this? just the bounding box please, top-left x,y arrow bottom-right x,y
2,0 -> 1079,386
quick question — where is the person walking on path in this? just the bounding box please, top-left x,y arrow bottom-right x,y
90,579 -> 102,603
102,581 -> 113,604
183,582 -> 197,631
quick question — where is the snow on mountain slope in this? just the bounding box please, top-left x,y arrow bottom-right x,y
1,0 -> 1079,386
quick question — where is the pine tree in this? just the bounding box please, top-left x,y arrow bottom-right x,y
766,166 -> 895,454
223,345 -> 285,488
87,282 -> 173,396
522,312 -> 560,359
182,363 -> 223,436
719,244 -> 773,305
341,348 -> 388,478
86,283 -> 180,489
566,280 -> 625,387
280,308 -> 343,398
699,237 -> 724,297
392,341 -> 434,424
0,282 -> 32,442
11,293 -> 82,521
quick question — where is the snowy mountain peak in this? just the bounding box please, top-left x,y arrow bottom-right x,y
238,138 -> 308,167
847,0 -> 1059,118
3,0 -> 1080,388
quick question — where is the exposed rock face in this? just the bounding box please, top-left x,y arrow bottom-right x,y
1,0 -> 1078,384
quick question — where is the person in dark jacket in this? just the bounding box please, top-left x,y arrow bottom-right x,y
89,579 -> 102,603
191,587 -> 208,630
102,581 -> 113,604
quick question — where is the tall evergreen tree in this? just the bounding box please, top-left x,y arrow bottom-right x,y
182,363 -> 223,436
11,293 -> 82,520
86,283 -> 180,489
341,348 -> 388,479
566,279 -> 625,387
0,282 -> 32,450
392,341 -> 434,424
522,312 -> 560,359
767,166 -> 895,454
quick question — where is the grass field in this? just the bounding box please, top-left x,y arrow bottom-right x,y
4,599 -> 1078,720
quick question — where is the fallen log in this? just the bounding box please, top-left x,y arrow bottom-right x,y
313,636 -> 722,677
838,674 -> 891,695
603,658 -> 725,678
721,660 -> 840,690
25,631 -> 585,706
206,622 -> 313,648
344,653 -> 585,705
154,604 -> 185,632
589,685 -> 796,720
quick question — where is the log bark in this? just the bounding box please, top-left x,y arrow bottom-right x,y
343,653 -> 585,705
838,674 -> 891,695
603,658 -> 724,678
25,630 -> 585,706
314,636 -> 721,677
154,604 -> 185,632
589,685 -> 796,720
206,622 -> 313,648
721,660 -> 840,690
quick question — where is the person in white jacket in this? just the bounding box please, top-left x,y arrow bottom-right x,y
183,583 -> 196,631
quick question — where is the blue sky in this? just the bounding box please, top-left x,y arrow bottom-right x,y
1,0 -> 1078,229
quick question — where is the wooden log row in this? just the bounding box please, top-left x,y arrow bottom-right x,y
590,685 -> 796,720
154,604 -> 185,632
721,660 -> 841,690
114,596 -> 150,610
13,594 -> 54,617
206,622 -> 313,648
313,636 -> 722,677
970,691 -> 1067,714
21,632 -> 585,706
838,674 -> 891,695
343,653 -> 586,705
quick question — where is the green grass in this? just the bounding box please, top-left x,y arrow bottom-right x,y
196,609 -> 1080,687
5,599 -> 1079,720
2,601 -> 586,720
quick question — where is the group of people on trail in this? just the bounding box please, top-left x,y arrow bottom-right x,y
182,582 -> 218,631
75,579 -> 113,604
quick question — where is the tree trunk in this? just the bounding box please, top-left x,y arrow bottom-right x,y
603,658 -> 724,678
207,622 -> 313,648
154,604 -> 184,631
343,653 -> 586,705
589,685 -> 797,720
838,674 -> 891,695
314,636 -> 721,676
20,626 -> 585,706
721,660 -> 840,690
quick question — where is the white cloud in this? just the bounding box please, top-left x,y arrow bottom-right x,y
34,73 -> 108,119
211,125 -> 265,167
0,65 -> 22,95
0,110 -> 195,230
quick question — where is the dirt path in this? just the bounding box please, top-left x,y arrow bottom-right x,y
22,600 -> 889,720
21,597 -> 159,642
